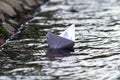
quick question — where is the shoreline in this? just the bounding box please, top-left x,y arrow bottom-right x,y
0,0 -> 49,46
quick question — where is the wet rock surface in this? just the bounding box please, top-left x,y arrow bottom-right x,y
1,0 -> 120,80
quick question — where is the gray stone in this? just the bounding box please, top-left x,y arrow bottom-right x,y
36,0 -> 44,4
0,12 -> 5,21
0,1 -> 16,17
19,1 -> 32,10
24,0 -> 38,7
2,22 -> 15,34
8,19 -> 19,26
3,0 -> 23,12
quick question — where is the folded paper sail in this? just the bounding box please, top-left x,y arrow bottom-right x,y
45,24 -> 75,49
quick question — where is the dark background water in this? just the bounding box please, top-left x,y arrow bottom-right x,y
1,0 -> 120,80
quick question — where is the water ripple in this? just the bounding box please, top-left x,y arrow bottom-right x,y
1,0 -> 120,80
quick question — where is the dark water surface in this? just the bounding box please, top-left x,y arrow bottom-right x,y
1,0 -> 120,80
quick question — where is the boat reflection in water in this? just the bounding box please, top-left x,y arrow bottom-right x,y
47,48 -> 74,61
45,24 -> 75,61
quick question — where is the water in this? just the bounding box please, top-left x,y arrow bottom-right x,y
1,0 -> 120,80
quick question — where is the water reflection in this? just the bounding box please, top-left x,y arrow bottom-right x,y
47,48 -> 74,61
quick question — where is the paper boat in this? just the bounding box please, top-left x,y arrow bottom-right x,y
45,24 -> 75,50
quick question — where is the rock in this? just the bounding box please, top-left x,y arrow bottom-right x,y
24,14 -> 33,19
0,0 -> 49,46
8,19 -> 19,26
0,38 -> 5,45
3,0 -> 23,12
2,22 -> 16,34
36,0 -> 44,4
0,1 -> 16,17
24,0 -> 38,7
19,1 -> 32,10
0,12 -> 5,22
34,0 -> 42,5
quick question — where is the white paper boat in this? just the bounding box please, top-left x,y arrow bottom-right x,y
45,24 -> 75,49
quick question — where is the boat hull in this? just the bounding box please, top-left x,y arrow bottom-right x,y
45,32 -> 74,49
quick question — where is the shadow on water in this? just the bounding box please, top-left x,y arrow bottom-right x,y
47,48 -> 74,61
